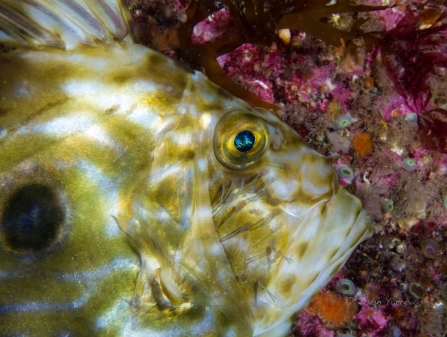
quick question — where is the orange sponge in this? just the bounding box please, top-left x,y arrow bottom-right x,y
353,133 -> 373,156
305,291 -> 358,328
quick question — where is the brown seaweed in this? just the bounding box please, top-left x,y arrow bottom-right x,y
130,0 -> 392,111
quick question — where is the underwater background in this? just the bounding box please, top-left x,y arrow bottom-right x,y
126,0 -> 447,336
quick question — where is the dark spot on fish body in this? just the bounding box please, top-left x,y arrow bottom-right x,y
268,198 -> 281,206
305,274 -> 319,289
280,275 -> 297,297
144,53 -> 189,92
0,108 -> 7,116
111,73 -> 134,85
297,241 -> 309,258
1,184 -> 65,253
327,247 -> 339,260
104,105 -> 119,115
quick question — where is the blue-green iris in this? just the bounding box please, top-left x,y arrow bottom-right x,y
234,131 -> 255,152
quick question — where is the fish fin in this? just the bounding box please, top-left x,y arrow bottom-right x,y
0,0 -> 132,50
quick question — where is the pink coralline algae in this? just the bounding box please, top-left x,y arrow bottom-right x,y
217,44 -> 276,103
191,8 -> 233,45
292,311 -> 336,337
356,303 -> 389,336
129,0 -> 447,336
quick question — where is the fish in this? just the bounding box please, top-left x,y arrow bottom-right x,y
0,0 -> 373,336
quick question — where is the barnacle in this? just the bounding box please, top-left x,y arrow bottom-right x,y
421,239 -> 439,259
335,165 -> 355,185
406,283 -> 426,301
405,113 -> 418,124
382,199 -> 394,212
402,158 -> 417,171
335,278 -> 356,296
333,114 -> 352,130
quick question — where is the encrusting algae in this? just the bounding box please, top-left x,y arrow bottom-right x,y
0,0 -> 373,336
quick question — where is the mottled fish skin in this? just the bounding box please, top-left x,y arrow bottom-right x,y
0,1 -> 373,336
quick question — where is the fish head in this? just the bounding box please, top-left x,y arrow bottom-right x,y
122,73 -> 373,336
208,104 -> 373,335
0,1 -> 373,336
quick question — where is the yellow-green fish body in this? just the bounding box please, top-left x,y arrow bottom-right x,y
0,1 -> 373,336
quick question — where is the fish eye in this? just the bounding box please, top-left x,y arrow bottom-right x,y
213,110 -> 269,169
234,130 -> 255,152
0,183 -> 66,254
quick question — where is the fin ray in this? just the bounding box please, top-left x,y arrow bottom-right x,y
0,1 -> 65,47
0,0 -> 130,49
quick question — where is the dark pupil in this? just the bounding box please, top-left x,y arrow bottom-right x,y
234,130 -> 255,152
1,184 -> 64,253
